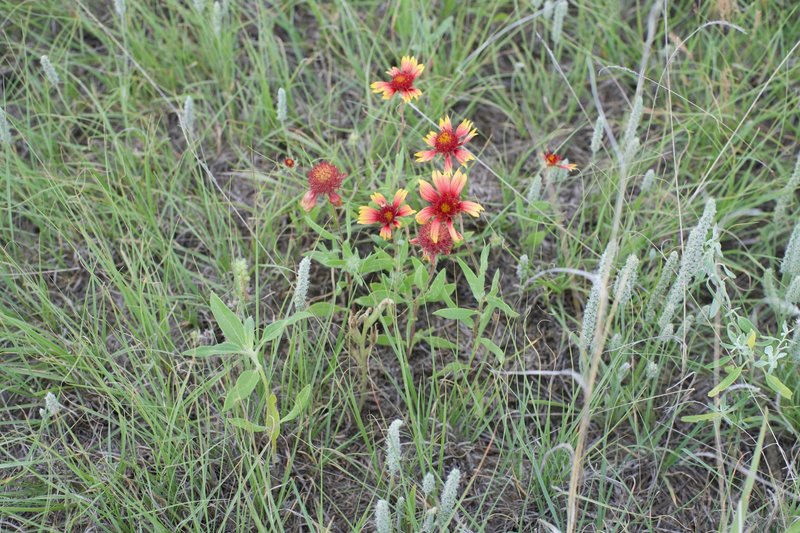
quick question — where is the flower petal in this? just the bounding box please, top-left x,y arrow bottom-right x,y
447,219 -> 462,242
442,154 -> 453,173
400,89 -> 422,102
432,170 -> 450,194
396,205 -> 415,217
459,200 -> 484,217
300,191 -> 318,212
379,225 -> 393,240
370,81 -> 394,99
455,119 -> 473,138
401,55 -> 416,72
453,148 -> 474,166
429,219 -> 441,243
358,206 -> 382,224
423,131 -> 437,147
415,206 -> 436,224
418,179 -> 439,203
450,169 -> 467,195
328,191 -> 343,206
371,192 -> 387,207
392,188 -> 409,207
415,149 -> 437,163
438,115 -> 452,132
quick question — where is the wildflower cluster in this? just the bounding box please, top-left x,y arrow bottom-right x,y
297,55 -> 490,264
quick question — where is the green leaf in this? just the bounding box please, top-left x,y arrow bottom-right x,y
265,393 -> 281,455
261,311 -> 313,344
307,301 -> 341,318
182,341 -> 243,357
414,259 -> 430,289
488,296 -> 520,318
210,293 -> 246,347
434,307 -> 477,324
479,246 -> 490,279
418,335 -> 458,350
707,366 -> 742,397
478,338 -> 505,364
304,215 -> 337,241
434,361 -> 470,377
764,373 -> 793,399
280,384 -> 312,423
680,412 -> 722,423
228,417 -> 268,432
222,370 -> 260,412
456,258 -> 484,301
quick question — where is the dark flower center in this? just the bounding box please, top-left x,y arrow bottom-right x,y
435,195 -> 458,218
434,131 -> 458,153
390,73 -> 413,91
383,209 -> 395,222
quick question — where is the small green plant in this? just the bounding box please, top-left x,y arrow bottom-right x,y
185,293 -> 312,457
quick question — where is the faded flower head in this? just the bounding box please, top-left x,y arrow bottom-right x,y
370,56 -> 424,103
357,189 -> 415,240
411,221 -> 454,262
415,116 -> 477,173
301,162 -> 346,211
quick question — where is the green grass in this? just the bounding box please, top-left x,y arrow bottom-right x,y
2,0 -> 800,531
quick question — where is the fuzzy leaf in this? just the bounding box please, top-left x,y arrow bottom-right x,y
764,373 -> 793,400
707,366 -> 742,397
280,384 -> 312,423
222,370 -> 260,412
210,293 -> 246,347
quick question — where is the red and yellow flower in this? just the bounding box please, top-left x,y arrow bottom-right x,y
411,220 -> 453,262
542,149 -> 577,171
415,116 -> 477,173
301,162 -> 347,211
357,189 -> 415,240
370,56 -> 425,103
415,169 -> 483,243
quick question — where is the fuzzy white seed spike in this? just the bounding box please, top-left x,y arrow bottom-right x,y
193,0 -> 205,11
590,115 -> 605,156
292,257 -> 311,310
613,254 -> 639,308
0,107 -> 10,145
375,499 -> 391,533
645,361 -> 659,380
276,87 -> 287,123
114,0 -> 125,18
436,468 -> 462,529
182,95 -> 195,139
40,55 -> 60,86
551,0 -> 567,44
645,251 -> 679,322
774,152 -> 800,223
41,392 -> 62,417
527,174 -> 543,202
658,199 -> 716,332
543,0 -> 554,19
395,497 -> 404,531
781,223 -> 800,278
422,472 -> 435,497
421,507 -> 437,533
617,361 -> 631,380
516,254 -> 529,283
641,169 -> 656,192
580,241 -> 618,354
785,276 -> 800,304
232,258 -> 249,302
385,419 -> 403,477
623,95 -> 644,151
212,2 -> 222,38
